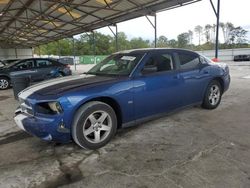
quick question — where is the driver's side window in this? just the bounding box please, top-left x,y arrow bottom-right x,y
142,53 -> 174,75
15,60 -> 34,70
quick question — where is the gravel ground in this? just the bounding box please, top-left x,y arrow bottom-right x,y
0,62 -> 250,188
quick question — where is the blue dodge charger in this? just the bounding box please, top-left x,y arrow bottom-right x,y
14,49 -> 230,149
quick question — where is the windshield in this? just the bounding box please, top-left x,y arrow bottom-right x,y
200,54 -> 214,64
3,60 -> 19,68
87,53 -> 144,76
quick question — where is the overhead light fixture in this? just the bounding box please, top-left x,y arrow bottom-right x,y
0,0 -> 10,5
41,20 -> 60,27
96,0 -> 112,5
18,37 -> 28,41
38,29 -> 47,33
52,5 -> 81,19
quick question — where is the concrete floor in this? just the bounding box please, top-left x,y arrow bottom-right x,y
0,62 -> 250,188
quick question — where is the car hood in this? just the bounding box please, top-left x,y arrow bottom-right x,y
18,74 -> 118,99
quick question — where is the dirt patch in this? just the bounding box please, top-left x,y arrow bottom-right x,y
0,96 -> 10,101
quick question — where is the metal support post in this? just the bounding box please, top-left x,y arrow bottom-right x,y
72,36 -> 76,71
115,24 -> 118,51
210,0 -> 221,60
108,24 -> 118,51
32,47 -> 34,57
145,13 -> 157,48
92,31 -> 96,63
38,46 -> 41,57
15,48 -> 18,58
57,40 -> 61,58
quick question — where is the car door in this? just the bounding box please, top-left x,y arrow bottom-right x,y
133,51 -> 183,120
34,59 -> 55,81
176,51 -> 211,105
10,59 -> 36,80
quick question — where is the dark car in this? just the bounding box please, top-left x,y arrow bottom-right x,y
234,55 -> 250,61
0,59 -> 21,67
14,48 -> 230,150
0,58 -> 72,90
0,60 -> 4,67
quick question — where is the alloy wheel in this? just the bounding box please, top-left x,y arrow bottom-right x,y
0,79 -> 9,89
82,110 -> 112,144
208,85 -> 221,106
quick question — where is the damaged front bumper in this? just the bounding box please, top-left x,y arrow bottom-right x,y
14,107 -> 71,143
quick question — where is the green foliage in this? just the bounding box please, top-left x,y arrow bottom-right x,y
177,33 -> 190,48
34,22 -> 249,55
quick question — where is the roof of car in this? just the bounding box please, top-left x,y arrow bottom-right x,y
115,48 -> 198,54
16,58 -> 58,61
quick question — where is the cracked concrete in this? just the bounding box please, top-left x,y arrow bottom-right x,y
0,62 -> 250,188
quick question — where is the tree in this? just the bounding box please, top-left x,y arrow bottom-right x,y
219,22 -> 226,43
157,36 -> 168,47
117,32 -> 130,51
204,24 -> 212,43
188,30 -> 193,45
168,39 -> 178,48
223,22 -> 234,44
229,26 -> 248,44
177,32 -> 189,48
195,25 -> 203,45
130,37 -> 150,49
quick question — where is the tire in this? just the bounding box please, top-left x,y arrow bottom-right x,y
57,72 -> 64,77
202,80 -> 222,109
72,101 -> 117,150
0,77 -> 10,90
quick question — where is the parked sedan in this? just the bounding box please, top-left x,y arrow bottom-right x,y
14,49 -> 230,149
0,58 -> 72,90
0,59 -> 21,67
0,60 -> 4,67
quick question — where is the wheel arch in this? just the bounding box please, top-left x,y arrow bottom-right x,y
0,75 -> 10,80
213,77 -> 225,93
58,71 -> 65,76
74,96 -> 123,129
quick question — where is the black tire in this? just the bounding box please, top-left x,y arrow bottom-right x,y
202,80 -> 222,109
72,101 -> 117,150
57,72 -> 64,77
0,77 -> 10,90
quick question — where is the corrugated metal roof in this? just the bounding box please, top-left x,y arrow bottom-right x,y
0,0 -> 201,48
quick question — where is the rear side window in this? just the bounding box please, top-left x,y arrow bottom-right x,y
36,60 -> 53,67
178,53 -> 200,70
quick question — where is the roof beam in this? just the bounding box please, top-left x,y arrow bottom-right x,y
0,0 -> 35,34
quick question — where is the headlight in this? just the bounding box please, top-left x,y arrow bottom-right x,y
36,102 -> 63,115
48,102 -> 63,113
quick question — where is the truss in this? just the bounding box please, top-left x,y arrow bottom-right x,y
0,0 -> 201,48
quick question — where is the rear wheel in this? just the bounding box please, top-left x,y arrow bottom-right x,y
0,77 -> 10,90
202,80 -> 222,109
72,101 -> 117,150
57,72 -> 64,77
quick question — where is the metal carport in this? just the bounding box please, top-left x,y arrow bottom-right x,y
0,0 -> 221,58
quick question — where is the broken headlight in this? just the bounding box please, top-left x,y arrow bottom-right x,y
36,102 -> 63,115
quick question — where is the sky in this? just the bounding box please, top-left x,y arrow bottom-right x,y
96,0 -> 250,44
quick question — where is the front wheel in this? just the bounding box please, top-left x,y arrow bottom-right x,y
202,80 -> 222,109
0,77 -> 10,90
72,101 -> 117,150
